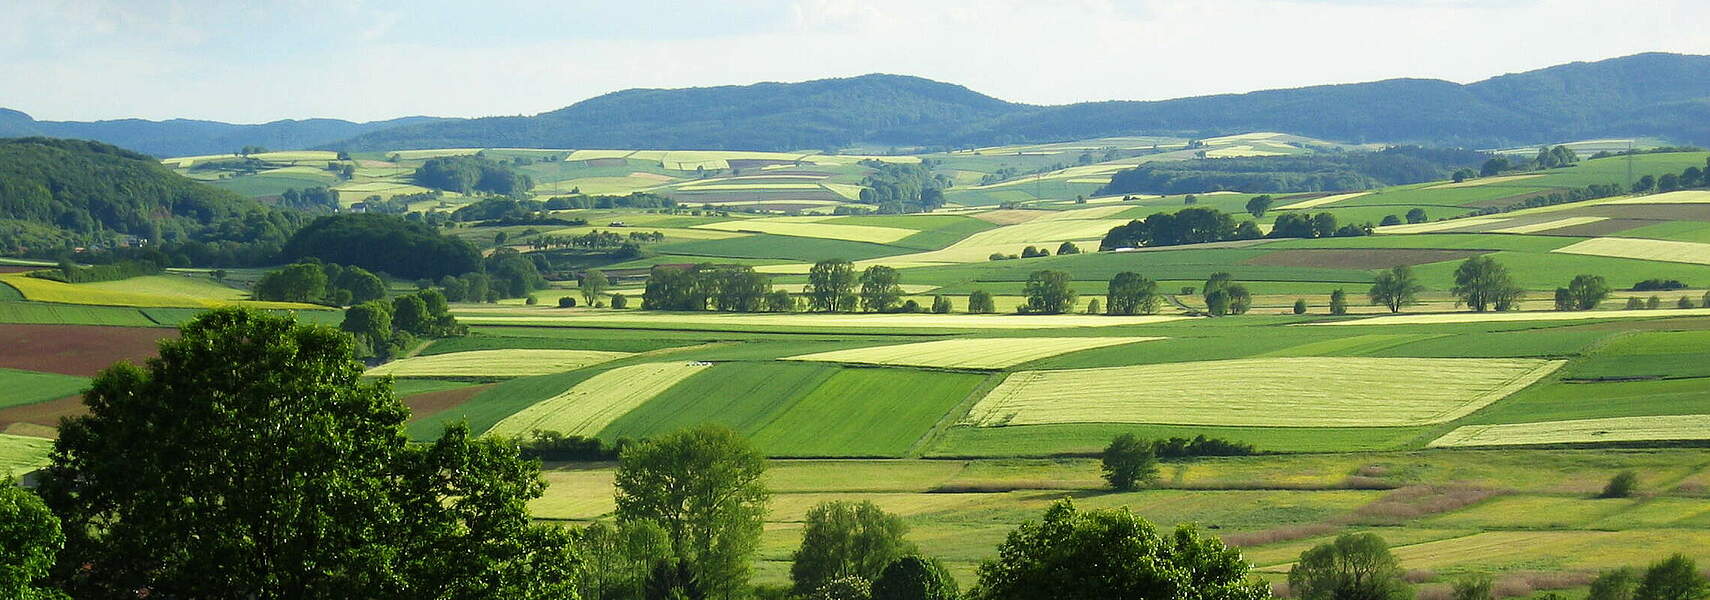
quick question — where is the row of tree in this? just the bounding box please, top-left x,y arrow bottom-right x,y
412,155 -> 533,196
253,260 -> 387,306
1630,155 -> 1710,194
340,288 -> 465,358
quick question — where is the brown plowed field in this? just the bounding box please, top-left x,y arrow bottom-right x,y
0,324 -> 175,376
1579,204 -> 1710,220
404,384 -> 494,423
0,394 -> 87,430
1540,218 -> 1651,237
1242,248 -> 1487,270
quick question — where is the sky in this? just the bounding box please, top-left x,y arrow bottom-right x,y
4,0 -> 1709,124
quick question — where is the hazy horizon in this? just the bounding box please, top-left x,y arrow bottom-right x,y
4,0 -> 1710,124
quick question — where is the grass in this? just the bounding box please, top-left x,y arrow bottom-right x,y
1317,307 -> 1710,326
0,368 -> 88,408
1553,237 -> 1710,266
1463,378 -> 1710,425
783,336 -> 1161,369
656,234 -> 906,262
692,220 -> 916,244
599,362 -> 839,441
486,361 -> 712,437
928,423 -> 1429,456
0,302 -> 161,326
1430,415 -> 1710,447
422,333 -> 695,355
1564,330 -> 1710,380
0,274 -> 321,310
749,369 -> 987,457
366,349 -> 632,378
963,357 -> 1563,428
0,433 -> 54,474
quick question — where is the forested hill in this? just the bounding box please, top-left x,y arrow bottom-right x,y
327,53 -> 1710,151
0,137 -> 296,254
0,110 -> 449,158
332,74 -> 1022,152
6,53 -> 1710,155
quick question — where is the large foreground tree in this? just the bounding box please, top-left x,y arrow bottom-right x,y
36,307 -> 577,600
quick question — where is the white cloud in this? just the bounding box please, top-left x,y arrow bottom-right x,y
1,0 -> 1706,123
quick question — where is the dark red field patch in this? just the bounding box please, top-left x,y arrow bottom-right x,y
1242,248 -> 1487,270
0,324 -> 176,376
0,265 -> 40,273
404,384 -> 494,423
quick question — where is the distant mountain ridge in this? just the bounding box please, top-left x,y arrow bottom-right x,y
6,53 -> 1709,156
0,110 -> 452,158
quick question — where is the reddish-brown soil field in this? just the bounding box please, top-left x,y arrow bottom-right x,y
404,384 -> 494,423
0,265 -> 39,273
1242,248 -> 1486,270
0,324 -> 175,376
0,394 -> 88,430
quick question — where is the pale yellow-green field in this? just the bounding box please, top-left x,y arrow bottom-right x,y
389,148 -> 483,160
486,361 -> 710,437
542,225 -> 747,241
258,165 -> 333,176
1552,237 -> 1710,266
1202,145 -> 1291,158
365,349 -> 631,378
1277,192 -> 1369,210
0,433 -> 54,474
1487,216 -> 1608,234
783,336 -> 1162,369
1428,174 -> 1544,189
675,183 -> 825,191
1597,190 -> 1710,204
692,219 -> 916,244
0,274 -> 322,310
1429,415 -> 1710,448
1316,307 -> 1710,326
565,150 -> 633,161
1376,216 -> 1511,234
162,150 -> 339,167
453,309 -> 1194,330
963,357 -> 1562,428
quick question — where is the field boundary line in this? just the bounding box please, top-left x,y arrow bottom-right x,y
907,371 -> 1007,458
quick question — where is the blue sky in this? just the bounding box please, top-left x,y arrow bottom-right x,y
4,0 -> 1708,123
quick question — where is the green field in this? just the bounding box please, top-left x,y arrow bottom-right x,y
0,368 -> 88,408
748,368 -> 987,457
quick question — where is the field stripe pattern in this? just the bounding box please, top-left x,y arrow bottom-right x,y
1429,415 -> 1710,447
783,336 -> 1162,369
963,357 -> 1563,428
1551,237 -> 1710,266
486,361 -> 711,437
366,349 -> 632,377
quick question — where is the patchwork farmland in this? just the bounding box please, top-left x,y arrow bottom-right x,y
9,139 -> 1710,593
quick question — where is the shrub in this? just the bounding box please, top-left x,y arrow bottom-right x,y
1330,289 -> 1348,315
930,295 -> 952,314
1293,299 -> 1308,314
1452,575 -> 1494,600
900,299 -> 923,313
1626,297 -> 1645,310
1680,296 -> 1697,309
1647,296 -> 1661,310
1100,433 -> 1158,491
1085,299 -> 1102,315
609,293 -> 628,309
1380,215 -> 1402,226
1633,279 -> 1687,291
968,290 -> 996,314
1602,471 -> 1638,498
525,295 -> 538,305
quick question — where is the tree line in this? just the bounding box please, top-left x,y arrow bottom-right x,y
412,155 -> 533,196
1095,146 -> 1490,196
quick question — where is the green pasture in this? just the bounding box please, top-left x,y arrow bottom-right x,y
599,361 -> 840,441
748,368 -> 988,457
655,234 -> 907,262
0,368 -> 89,408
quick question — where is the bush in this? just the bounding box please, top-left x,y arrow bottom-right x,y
557,297 -> 574,308
900,299 -> 923,313
1627,297 -> 1645,310
968,290 -> 996,314
1633,279 -> 1687,291
1100,434 -> 1158,491
516,430 -> 621,461
930,295 -> 952,314
1085,299 -> 1101,315
1293,299 -> 1308,314
610,293 -> 628,309
1601,471 -> 1638,498
1647,296 -> 1662,310
1680,296 -> 1697,309
1330,289 -> 1348,315
525,295 -> 538,305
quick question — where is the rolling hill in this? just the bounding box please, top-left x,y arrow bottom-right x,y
0,109 -> 449,158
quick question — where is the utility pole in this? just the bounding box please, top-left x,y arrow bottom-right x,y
1626,140 -> 1635,192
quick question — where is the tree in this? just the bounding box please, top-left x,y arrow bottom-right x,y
872,556 -> 958,600
340,300 -> 393,355
1602,471 -> 1639,498
1634,174 -> 1657,193
808,259 -> 857,312
1293,299 -> 1308,314
1106,272 -> 1160,315
1565,274 -> 1611,311
1329,289 -> 1348,315
1481,157 -> 1511,177
1635,554 -> 1709,600
1380,215 -> 1402,226
254,262 -> 328,303
969,500 -> 1267,600
813,576 -> 873,600
968,290 -> 996,314
1368,265 -> 1423,313
36,308 -> 577,600
1288,533 -> 1411,600
393,293 -> 431,335
1452,256 -> 1523,312
1234,220 -> 1264,240
1101,434 -> 1159,491
1648,296 -> 1663,310
582,270 -> 609,306
1021,270 -> 1076,314
1590,568 -> 1640,600
1056,241 -> 1081,255
615,425 -> 769,600
790,501 -> 916,595
1246,195 -> 1273,218
764,290 -> 795,313
709,265 -> 772,312
930,295 -> 952,314
858,266 -> 904,313
1453,575 -> 1494,600
1,475 -> 64,600
1203,273 -> 1248,316
570,520 -> 670,600
1084,299 -> 1102,315
336,266 -> 387,304
1405,208 -> 1428,224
